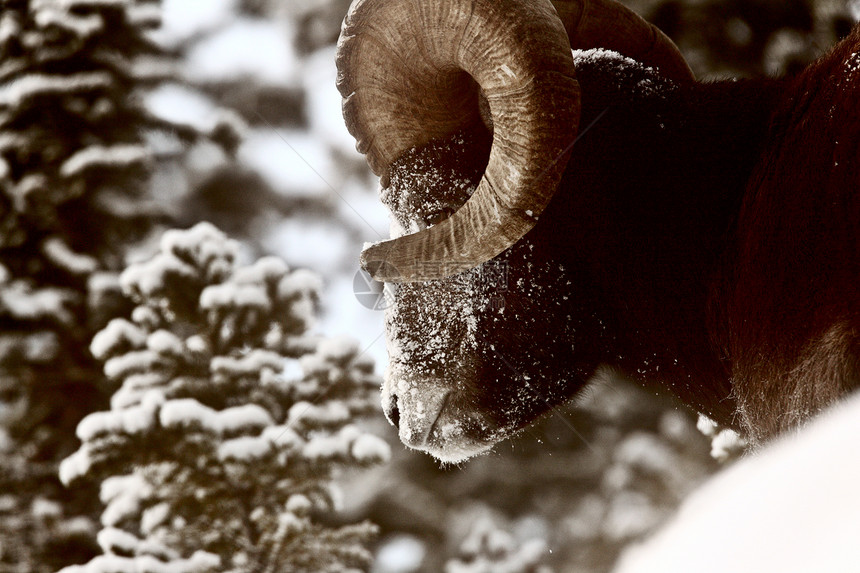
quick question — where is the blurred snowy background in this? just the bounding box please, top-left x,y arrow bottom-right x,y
144,0 -> 391,370
0,0 -> 857,572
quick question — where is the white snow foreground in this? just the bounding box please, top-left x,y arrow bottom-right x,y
614,390 -> 860,573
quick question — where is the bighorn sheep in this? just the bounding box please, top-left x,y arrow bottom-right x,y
336,0 -> 860,462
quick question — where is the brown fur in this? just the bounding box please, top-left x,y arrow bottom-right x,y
722,26 -> 860,442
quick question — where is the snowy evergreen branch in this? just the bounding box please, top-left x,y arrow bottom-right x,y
0,2 -> 243,570
60,223 -> 389,573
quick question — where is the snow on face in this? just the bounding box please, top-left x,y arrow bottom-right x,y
384,264 -> 507,462
377,131 -> 587,463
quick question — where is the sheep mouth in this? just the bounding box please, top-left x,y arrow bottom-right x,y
395,390 -> 450,449
384,386 -> 503,463
419,407 -> 500,464
403,393 -> 507,463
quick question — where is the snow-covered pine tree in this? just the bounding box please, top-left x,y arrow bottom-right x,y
59,222 -> 390,573
0,1 -> 242,570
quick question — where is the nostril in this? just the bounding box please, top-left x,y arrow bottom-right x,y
385,395 -> 400,429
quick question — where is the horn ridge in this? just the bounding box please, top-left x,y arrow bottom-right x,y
339,0 -> 581,282
339,0 -> 692,283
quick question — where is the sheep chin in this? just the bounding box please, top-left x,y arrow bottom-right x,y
419,439 -> 495,466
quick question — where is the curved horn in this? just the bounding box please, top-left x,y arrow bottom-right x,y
551,0 -> 693,82
338,0 -> 580,282
338,0 -> 690,283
